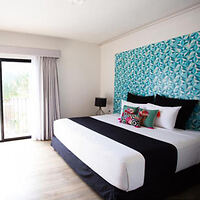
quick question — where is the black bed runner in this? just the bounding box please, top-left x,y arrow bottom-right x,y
70,117 -> 177,185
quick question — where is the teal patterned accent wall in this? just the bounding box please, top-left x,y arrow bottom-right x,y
114,31 -> 200,131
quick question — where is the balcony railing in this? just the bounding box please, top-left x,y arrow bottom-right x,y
3,97 -> 30,138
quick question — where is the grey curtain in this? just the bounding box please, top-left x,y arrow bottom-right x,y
40,57 -> 60,140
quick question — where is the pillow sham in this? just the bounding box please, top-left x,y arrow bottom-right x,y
120,105 -> 141,127
138,108 -> 158,128
147,103 -> 181,129
120,100 -> 146,117
127,92 -> 154,104
155,94 -> 198,129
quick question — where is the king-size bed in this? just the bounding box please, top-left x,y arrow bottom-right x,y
51,113 -> 200,200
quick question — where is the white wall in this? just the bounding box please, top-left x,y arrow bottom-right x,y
100,6 -> 200,113
0,31 -> 100,117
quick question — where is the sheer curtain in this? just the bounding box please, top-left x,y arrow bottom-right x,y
30,56 -> 60,140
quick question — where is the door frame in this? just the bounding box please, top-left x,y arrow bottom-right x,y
0,58 -> 32,142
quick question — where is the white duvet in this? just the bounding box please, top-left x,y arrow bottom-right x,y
54,114 -> 200,192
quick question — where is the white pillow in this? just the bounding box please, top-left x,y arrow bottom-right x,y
147,103 -> 181,129
120,100 -> 147,117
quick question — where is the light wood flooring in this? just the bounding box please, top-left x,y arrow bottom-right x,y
0,139 -> 199,200
0,140 -> 101,200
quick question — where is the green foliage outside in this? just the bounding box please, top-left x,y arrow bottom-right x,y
3,73 -> 29,102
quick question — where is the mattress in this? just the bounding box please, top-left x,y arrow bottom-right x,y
53,114 -> 200,192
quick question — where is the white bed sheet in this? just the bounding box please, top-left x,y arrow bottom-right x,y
54,114 -> 200,192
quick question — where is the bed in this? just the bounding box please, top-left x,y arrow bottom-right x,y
51,113 -> 200,200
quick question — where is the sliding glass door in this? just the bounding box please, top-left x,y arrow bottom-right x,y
0,58 -> 32,141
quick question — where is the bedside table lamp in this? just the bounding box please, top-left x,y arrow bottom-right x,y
95,97 -> 107,115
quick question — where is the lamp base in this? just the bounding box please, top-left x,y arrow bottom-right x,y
96,107 -> 105,115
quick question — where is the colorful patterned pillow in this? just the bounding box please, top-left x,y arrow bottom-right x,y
120,106 -> 141,127
138,108 -> 159,128
122,105 -> 139,115
120,114 -> 141,127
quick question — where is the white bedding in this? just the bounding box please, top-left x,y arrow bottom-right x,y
54,114 -> 200,192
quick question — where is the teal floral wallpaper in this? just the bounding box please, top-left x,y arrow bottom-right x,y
114,31 -> 200,130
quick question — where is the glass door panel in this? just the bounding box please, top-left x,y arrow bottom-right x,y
2,61 -> 31,139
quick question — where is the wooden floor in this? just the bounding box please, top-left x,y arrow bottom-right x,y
0,139 -> 101,200
0,139 -> 199,200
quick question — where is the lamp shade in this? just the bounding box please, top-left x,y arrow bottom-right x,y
95,97 -> 107,107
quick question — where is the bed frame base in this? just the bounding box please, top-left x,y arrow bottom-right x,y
51,136 -> 200,200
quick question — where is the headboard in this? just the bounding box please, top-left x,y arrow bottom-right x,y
114,31 -> 200,130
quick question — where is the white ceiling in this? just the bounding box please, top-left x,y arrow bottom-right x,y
0,0 -> 199,44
